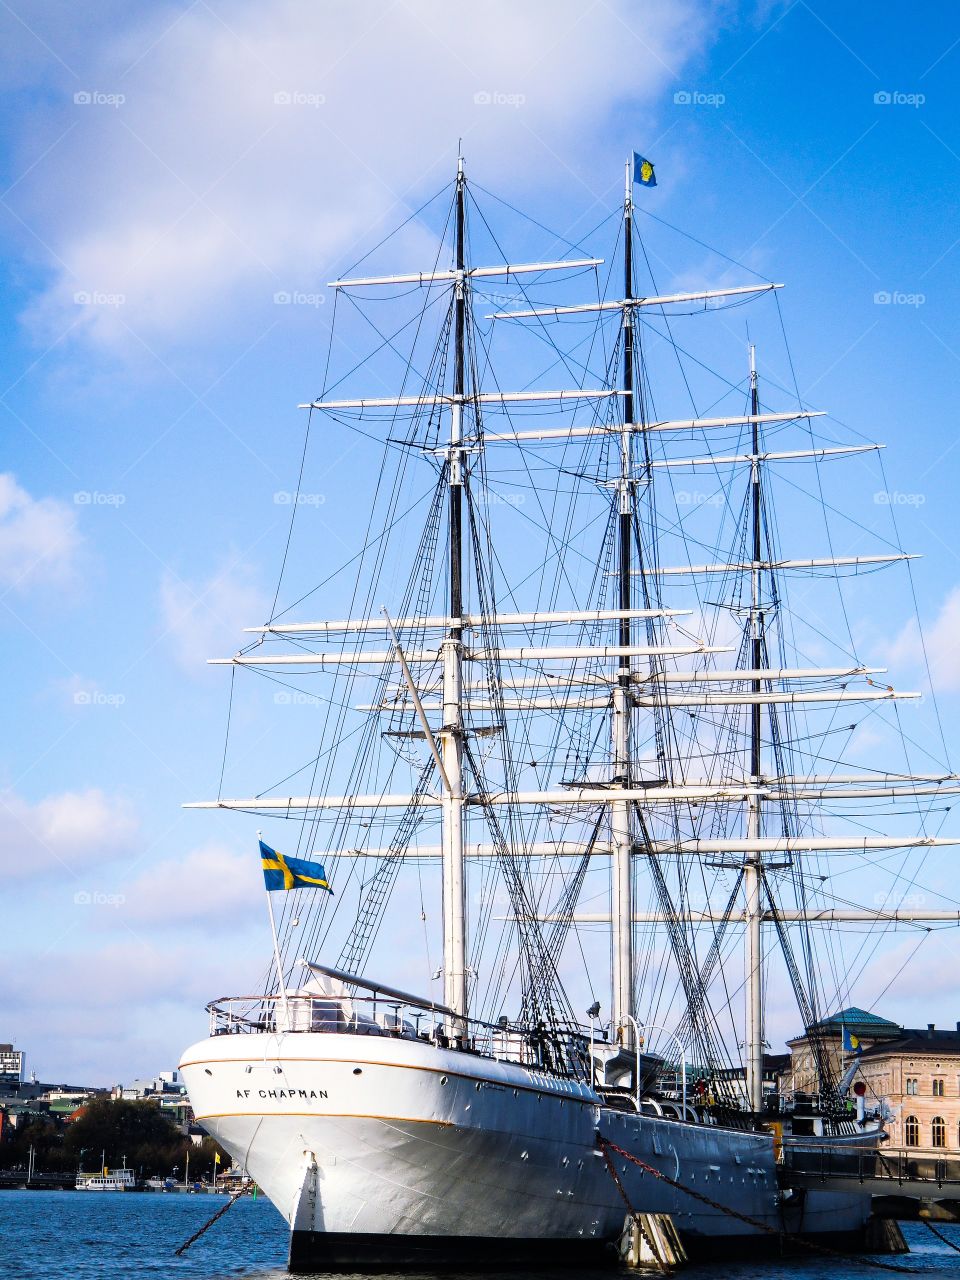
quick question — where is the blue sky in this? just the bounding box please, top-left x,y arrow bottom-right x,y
2,1 -> 960,1085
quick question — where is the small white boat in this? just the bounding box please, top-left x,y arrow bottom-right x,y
75,1165 -> 137,1191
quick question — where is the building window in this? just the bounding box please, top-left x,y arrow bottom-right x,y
932,1078 -> 945,1097
931,1117 -> 946,1148
906,1078 -> 918,1096
904,1116 -> 920,1147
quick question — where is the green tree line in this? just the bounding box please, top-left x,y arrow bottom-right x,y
0,1097 -> 229,1178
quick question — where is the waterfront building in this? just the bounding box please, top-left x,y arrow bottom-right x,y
786,1010 -> 960,1155
0,1045 -> 23,1085
786,1007 -> 903,1093
856,1024 -> 960,1155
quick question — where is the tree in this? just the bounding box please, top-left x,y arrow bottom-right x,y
191,1135 -> 231,1177
64,1097 -> 187,1176
0,1114 -> 61,1171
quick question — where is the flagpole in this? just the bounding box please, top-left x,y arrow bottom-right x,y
260,830 -> 291,1028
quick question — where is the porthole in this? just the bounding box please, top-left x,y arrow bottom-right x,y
204,1069 -> 212,1076
440,1075 -> 449,1085
353,1067 -> 362,1076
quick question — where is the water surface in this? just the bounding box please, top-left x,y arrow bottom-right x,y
0,1191 -> 957,1280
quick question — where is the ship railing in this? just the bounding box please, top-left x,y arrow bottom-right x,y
206,993 -> 588,1073
780,1143 -> 960,1192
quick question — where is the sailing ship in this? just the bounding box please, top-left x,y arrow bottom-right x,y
179,157 -> 958,1270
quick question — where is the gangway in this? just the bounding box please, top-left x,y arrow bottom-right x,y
780,1145 -> 960,1221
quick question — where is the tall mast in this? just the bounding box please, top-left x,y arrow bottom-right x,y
744,343 -> 764,1111
611,161 -> 635,1044
441,156 -> 467,1034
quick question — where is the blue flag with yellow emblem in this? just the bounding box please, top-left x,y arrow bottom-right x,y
260,839 -> 332,893
841,1025 -> 862,1054
633,152 -> 657,188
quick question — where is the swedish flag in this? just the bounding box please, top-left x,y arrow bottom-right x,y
633,151 -> 657,188
842,1025 -> 862,1054
260,839 -> 332,893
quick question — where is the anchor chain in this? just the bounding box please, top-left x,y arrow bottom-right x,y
597,1135 -> 918,1275
174,1186 -> 251,1256
597,1139 -> 670,1273
922,1219 -> 960,1253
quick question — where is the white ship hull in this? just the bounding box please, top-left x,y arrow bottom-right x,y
181,1030 -> 872,1269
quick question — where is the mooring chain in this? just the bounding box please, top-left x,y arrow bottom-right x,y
174,1186 -> 250,1256
597,1140 -> 670,1274
922,1219 -> 960,1253
596,1136 -> 918,1275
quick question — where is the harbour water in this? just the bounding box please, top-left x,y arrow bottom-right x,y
0,1191 -> 957,1280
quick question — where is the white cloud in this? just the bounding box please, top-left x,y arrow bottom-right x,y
0,938 -> 264,1083
121,841 -> 263,928
0,473 -> 81,590
14,0 -> 705,351
0,786 -> 138,882
887,585 -> 960,693
159,559 -> 266,672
